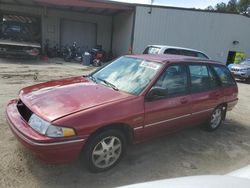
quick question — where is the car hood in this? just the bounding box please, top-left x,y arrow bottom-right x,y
19,76 -> 134,122
231,64 -> 250,69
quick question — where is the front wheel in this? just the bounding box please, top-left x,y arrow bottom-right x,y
82,129 -> 126,173
206,106 -> 223,131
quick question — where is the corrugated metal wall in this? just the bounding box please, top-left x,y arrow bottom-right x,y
112,11 -> 134,57
133,6 -> 250,63
42,9 -> 112,51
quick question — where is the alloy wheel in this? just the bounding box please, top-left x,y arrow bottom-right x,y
91,136 -> 122,169
210,108 -> 222,129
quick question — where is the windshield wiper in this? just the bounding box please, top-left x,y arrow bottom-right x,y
97,78 -> 119,91
87,75 -> 97,83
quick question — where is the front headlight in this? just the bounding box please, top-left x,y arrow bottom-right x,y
28,114 -> 75,137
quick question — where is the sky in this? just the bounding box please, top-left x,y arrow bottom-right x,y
110,0 -> 230,9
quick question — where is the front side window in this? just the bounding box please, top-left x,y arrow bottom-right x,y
92,57 -> 162,95
153,64 -> 188,97
189,65 -> 210,93
212,65 -> 235,87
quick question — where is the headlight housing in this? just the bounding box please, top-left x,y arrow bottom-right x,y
28,114 -> 75,137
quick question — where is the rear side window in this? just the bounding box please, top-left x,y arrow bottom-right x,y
212,66 -> 235,87
189,65 -> 210,93
180,50 -> 196,57
208,66 -> 221,89
197,52 -> 209,59
164,48 -> 180,55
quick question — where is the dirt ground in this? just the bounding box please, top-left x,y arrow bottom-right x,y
0,57 -> 250,188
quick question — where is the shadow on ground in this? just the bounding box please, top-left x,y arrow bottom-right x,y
20,119 -> 250,188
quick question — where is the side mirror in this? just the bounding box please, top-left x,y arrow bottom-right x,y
145,87 -> 168,101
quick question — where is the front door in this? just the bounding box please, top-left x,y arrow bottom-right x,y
143,64 -> 192,140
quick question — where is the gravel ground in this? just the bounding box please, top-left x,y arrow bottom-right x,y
0,57 -> 250,188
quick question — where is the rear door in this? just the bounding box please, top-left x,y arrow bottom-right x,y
188,64 -> 223,124
211,65 -> 238,110
143,64 -> 192,139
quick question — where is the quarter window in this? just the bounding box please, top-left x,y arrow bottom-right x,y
154,65 -> 188,97
212,66 -> 235,86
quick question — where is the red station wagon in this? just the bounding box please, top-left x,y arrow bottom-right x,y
6,54 -> 238,172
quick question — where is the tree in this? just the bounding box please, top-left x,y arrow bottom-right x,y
215,2 -> 227,11
227,0 -> 238,12
206,6 -> 215,11
238,0 -> 250,15
206,0 -> 250,16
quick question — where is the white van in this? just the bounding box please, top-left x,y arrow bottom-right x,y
143,45 -> 210,59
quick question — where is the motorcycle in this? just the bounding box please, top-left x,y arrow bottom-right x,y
63,42 -> 83,62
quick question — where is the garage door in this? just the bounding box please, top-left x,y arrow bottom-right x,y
61,19 -> 97,50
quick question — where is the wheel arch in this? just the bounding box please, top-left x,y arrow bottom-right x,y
85,123 -> 134,147
218,102 -> 228,120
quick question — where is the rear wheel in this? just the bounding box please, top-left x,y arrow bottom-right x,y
82,129 -> 126,173
206,106 -> 223,131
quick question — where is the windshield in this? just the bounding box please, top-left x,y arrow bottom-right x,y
240,60 -> 250,65
92,56 -> 162,95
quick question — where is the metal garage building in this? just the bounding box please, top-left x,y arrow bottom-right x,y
1,0 -> 250,64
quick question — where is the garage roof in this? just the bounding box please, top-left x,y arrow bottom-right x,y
1,0 -> 134,15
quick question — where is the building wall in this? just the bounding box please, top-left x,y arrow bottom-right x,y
112,11 -> 134,57
133,6 -> 250,63
42,9 -> 112,51
0,4 -> 112,52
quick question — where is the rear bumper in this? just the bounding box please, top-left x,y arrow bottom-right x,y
6,99 -> 86,164
0,50 -> 39,58
227,98 -> 238,111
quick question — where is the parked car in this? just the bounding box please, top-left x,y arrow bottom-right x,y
6,54 -> 238,172
143,45 -> 210,59
0,39 -> 40,58
230,59 -> 250,82
0,20 -> 41,58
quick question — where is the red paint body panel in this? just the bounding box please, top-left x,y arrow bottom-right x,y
5,55 -> 239,164
6,100 -> 86,163
19,76 -> 133,122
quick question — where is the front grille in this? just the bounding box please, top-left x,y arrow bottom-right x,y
17,100 -> 33,122
231,68 -> 241,72
231,68 -> 240,72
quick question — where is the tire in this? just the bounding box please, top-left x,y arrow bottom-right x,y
82,129 -> 126,173
206,106 -> 223,132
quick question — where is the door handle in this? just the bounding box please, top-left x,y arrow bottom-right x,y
180,97 -> 188,104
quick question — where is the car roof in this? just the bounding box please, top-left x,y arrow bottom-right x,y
146,45 -> 208,54
126,54 -> 221,65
